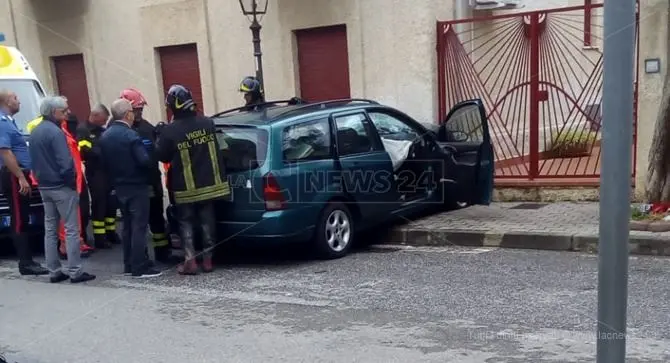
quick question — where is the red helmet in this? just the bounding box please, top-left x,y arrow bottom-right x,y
120,88 -> 147,109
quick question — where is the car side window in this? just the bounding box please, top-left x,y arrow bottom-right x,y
367,111 -> 422,142
282,118 -> 332,163
443,105 -> 485,143
334,113 -> 374,156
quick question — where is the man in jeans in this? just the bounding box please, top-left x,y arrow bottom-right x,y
28,96 -> 95,283
99,99 -> 161,278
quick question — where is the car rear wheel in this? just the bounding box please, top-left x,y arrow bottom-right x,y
314,202 -> 355,259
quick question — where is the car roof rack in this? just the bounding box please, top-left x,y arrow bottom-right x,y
210,99 -> 299,118
273,98 -> 379,119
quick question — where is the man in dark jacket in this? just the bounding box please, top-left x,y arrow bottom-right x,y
99,99 -> 161,278
155,84 -> 230,275
29,96 -> 95,283
77,104 -> 117,249
119,88 -> 171,263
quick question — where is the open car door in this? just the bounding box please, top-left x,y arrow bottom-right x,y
437,99 -> 494,205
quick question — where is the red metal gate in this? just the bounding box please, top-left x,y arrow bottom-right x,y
437,3 -> 639,185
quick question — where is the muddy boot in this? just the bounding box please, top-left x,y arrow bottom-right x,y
201,256 -> 214,273
177,259 -> 198,275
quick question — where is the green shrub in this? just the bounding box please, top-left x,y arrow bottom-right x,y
549,128 -> 597,156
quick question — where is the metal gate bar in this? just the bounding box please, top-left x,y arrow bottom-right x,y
436,2 -> 639,184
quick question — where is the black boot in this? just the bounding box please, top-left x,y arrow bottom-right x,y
93,233 -> 112,249
105,217 -> 120,244
154,246 -> 179,264
107,231 -> 120,244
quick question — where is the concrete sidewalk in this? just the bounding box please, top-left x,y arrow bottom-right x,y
385,202 -> 670,256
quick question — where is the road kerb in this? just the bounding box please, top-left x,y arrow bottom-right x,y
383,227 -> 670,256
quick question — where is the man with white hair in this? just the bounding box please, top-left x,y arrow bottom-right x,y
99,98 -> 162,278
29,96 -> 95,283
0,89 -> 48,276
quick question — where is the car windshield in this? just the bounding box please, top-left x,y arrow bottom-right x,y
0,79 -> 45,133
216,126 -> 269,173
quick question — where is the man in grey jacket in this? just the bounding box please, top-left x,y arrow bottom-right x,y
29,96 -> 95,284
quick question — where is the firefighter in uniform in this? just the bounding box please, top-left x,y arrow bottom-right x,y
239,76 -> 265,108
155,84 -> 230,275
26,114 -> 95,257
119,88 -> 172,263
76,104 -> 118,249
239,76 -> 305,109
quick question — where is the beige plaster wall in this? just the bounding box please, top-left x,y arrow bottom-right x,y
2,0 -> 455,125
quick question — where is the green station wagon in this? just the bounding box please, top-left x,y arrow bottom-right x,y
175,98 -> 494,259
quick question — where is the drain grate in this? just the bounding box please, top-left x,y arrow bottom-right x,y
509,203 -> 549,210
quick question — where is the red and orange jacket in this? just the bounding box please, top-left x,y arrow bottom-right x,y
60,120 -> 84,193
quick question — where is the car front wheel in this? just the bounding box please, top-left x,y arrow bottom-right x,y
314,202 -> 355,259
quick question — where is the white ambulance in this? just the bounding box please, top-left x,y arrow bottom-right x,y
0,45 -> 47,134
0,45 -> 45,230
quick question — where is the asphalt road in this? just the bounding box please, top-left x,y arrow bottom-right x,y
0,244 -> 669,363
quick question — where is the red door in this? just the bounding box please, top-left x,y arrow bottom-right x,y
52,54 -> 91,122
295,24 -> 351,102
158,43 -> 203,119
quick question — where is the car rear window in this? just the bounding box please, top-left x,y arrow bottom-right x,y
282,117 -> 332,163
216,126 -> 269,172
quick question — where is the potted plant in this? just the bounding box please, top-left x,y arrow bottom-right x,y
547,127 -> 597,158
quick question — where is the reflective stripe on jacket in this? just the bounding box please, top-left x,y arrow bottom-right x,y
155,115 -> 229,204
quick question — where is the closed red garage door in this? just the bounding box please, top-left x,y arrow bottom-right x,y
158,43 -> 203,119
295,24 -> 351,102
52,54 -> 91,122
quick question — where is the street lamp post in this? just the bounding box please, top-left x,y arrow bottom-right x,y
239,0 -> 268,94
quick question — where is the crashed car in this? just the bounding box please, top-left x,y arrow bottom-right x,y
167,98 -> 494,259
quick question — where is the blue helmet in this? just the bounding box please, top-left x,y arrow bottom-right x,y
239,76 -> 261,94
165,84 -> 195,113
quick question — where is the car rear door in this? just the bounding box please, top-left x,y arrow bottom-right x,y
214,124 -> 270,221
438,99 -> 494,205
331,111 -> 396,222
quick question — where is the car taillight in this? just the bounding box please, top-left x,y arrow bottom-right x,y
263,173 -> 285,210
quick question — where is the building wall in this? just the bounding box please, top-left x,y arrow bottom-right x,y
0,0 -> 455,125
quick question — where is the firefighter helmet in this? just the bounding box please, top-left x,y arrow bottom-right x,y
239,76 -> 261,94
120,88 -> 148,109
165,84 -> 195,113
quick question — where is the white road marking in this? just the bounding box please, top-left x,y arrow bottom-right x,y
368,244 -> 498,254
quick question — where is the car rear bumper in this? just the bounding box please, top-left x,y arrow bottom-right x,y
214,207 -> 317,244
217,222 -> 314,244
